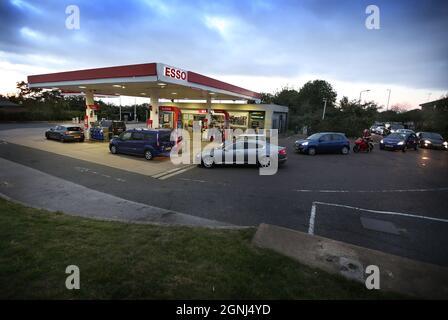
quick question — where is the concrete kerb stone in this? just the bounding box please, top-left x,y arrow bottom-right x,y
252,223 -> 448,299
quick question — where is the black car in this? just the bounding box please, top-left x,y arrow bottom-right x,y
45,125 -> 85,142
416,132 -> 448,150
98,120 -> 126,137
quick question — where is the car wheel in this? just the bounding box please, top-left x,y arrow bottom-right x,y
258,156 -> 271,168
144,150 -> 153,160
202,155 -> 214,168
402,147 -> 406,153
110,145 -> 118,154
45,133 -> 49,140
59,136 -> 65,143
307,148 -> 316,156
353,145 -> 359,153
341,146 -> 349,155
414,145 -> 418,151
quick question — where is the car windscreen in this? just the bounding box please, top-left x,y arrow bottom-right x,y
112,121 -> 125,128
387,133 -> 405,139
307,133 -> 323,140
158,131 -> 171,142
67,127 -> 82,131
423,132 -> 443,140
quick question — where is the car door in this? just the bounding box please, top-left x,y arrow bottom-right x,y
130,132 -> 146,155
317,134 -> 332,153
117,131 -> 133,154
48,126 -> 58,139
407,133 -> 417,147
55,126 -> 65,139
331,134 -> 345,152
234,141 -> 246,164
246,141 -> 264,165
221,141 -> 244,164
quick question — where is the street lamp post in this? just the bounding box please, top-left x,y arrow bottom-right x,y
359,89 -> 370,105
322,98 -> 327,120
386,89 -> 391,111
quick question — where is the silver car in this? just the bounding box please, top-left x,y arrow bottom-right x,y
196,140 -> 287,168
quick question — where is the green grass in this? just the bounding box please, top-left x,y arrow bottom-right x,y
0,198 -> 401,299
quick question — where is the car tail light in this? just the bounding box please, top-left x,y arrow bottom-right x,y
279,148 -> 287,155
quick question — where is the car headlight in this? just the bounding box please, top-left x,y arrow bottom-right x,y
302,141 -> 309,146
380,139 -> 384,144
443,142 -> 448,147
424,140 -> 431,144
397,141 -> 404,145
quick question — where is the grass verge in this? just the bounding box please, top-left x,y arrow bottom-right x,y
0,198 -> 401,299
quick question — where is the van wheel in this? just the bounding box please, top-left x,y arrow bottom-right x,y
144,150 -> 153,160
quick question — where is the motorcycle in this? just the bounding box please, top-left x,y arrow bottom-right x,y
353,138 -> 374,153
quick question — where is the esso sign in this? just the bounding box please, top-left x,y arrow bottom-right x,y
164,66 -> 187,81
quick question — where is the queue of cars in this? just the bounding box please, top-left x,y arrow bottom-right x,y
43,122 -> 447,170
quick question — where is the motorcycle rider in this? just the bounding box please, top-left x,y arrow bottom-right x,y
362,128 -> 372,147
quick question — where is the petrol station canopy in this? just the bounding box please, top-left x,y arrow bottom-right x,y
27,62 -> 262,102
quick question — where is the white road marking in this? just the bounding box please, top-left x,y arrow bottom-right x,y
308,202 -> 317,235
158,166 -> 196,180
308,201 -> 448,235
295,187 -> 448,193
151,167 -> 186,179
152,165 -> 196,180
74,166 -> 125,182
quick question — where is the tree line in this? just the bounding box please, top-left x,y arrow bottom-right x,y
1,80 -> 447,138
260,80 -> 448,138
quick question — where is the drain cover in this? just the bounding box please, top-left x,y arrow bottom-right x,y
360,217 -> 400,235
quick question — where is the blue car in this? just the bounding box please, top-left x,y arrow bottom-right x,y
109,128 -> 176,160
379,132 -> 418,152
294,132 -> 350,155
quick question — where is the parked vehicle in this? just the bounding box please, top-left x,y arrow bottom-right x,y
294,132 -> 350,155
372,126 -> 386,135
388,124 -> 405,133
396,129 -> 415,135
353,138 -> 374,153
109,128 -> 176,160
416,132 -> 448,150
45,125 -> 84,142
369,125 -> 378,134
196,140 -> 287,168
379,133 -> 418,152
98,120 -> 126,137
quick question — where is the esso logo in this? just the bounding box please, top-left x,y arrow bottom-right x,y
164,66 -> 187,81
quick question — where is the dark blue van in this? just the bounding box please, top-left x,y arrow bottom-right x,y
109,129 -> 176,160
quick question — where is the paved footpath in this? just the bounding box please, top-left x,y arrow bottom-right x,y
0,157 -> 233,228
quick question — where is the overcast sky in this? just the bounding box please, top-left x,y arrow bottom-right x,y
0,0 -> 447,108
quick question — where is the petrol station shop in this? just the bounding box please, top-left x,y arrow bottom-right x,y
27,62 -> 288,136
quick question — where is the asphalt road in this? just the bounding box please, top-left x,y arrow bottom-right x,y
1,123 -> 447,267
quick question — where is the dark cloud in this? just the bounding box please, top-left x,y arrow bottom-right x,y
0,0 -> 447,89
